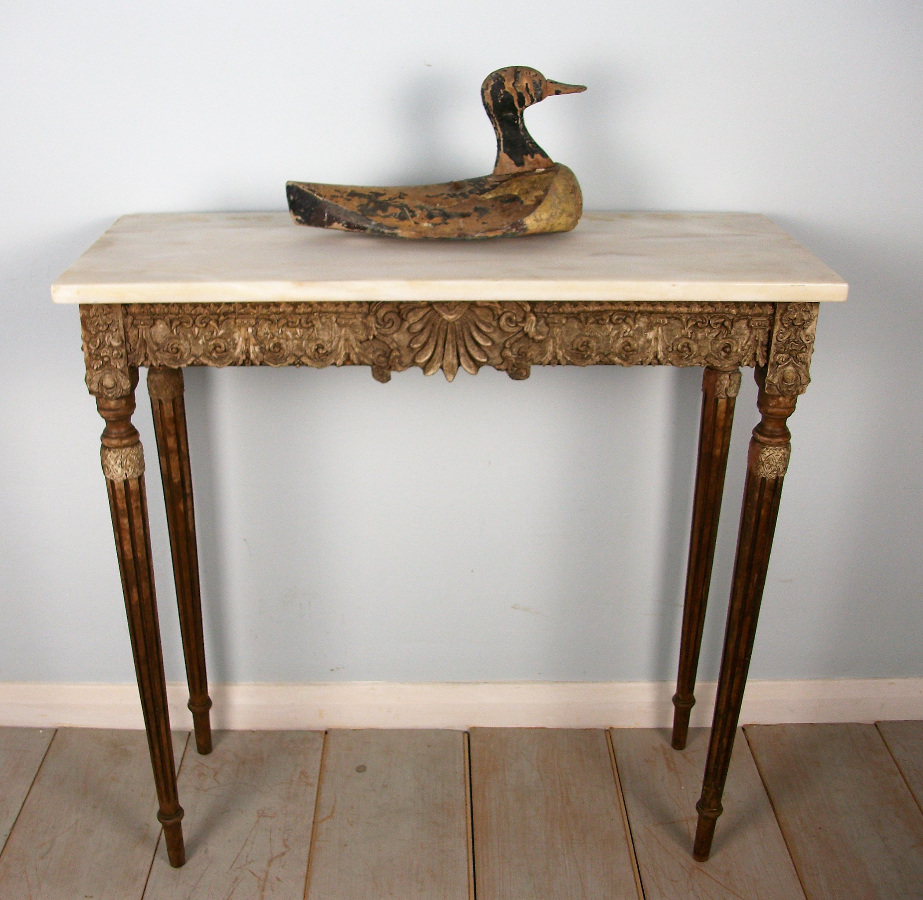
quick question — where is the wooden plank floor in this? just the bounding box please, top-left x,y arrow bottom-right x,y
0,727 -> 52,850
747,723 -> 923,899
611,727 -> 803,899
0,723 -> 921,899
877,720 -> 923,812
0,728 -> 188,900
470,728 -> 640,899
306,730 -> 471,900
144,730 -> 325,900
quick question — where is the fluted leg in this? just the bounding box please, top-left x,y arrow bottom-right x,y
693,367 -> 797,861
672,367 -> 741,750
97,369 -> 185,867
148,366 -> 212,755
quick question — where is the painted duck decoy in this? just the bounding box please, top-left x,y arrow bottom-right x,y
286,66 -> 586,239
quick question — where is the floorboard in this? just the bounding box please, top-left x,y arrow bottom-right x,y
143,730 -> 324,900
611,727 -> 804,899
0,727 -> 53,852
747,723 -> 923,900
0,728 -> 188,900
304,729 -> 470,900
877,719 -> 923,813
469,728 -> 640,900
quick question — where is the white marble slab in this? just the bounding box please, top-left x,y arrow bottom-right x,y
52,211 -> 847,305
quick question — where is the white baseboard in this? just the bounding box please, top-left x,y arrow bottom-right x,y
0,678 -> 920,731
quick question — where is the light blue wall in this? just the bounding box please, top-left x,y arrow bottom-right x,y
1,1 -> 921,685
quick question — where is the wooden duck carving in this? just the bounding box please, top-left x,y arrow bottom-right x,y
286,66 -> 586,239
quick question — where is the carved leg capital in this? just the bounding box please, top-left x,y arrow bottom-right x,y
147,365 -> 184,402
711,369 -> 742,399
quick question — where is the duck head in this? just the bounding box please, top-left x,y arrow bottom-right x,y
481,66 -> 586,176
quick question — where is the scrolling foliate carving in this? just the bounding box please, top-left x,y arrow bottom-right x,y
80,305 -> 132,399
496,304 -> 774,381
764,303 -> 819,397
127,304 -> 246,368
97,301 -> 777,383
123,303 -> 387,373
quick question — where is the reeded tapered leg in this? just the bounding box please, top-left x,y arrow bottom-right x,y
672,367 -> 741,750
693,367 -> 797,861
147,366 -> 213,756
96,369 -> 185,867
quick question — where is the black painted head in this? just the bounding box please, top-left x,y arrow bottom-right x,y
481,66 -> 586,175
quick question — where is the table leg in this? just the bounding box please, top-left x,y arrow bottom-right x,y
147,366 -> 213,755
96,370 -> 185,867
693,366 -> 797,861
672,367 -> 741,750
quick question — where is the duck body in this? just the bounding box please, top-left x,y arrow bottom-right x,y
287,66 -> 585,239
287,162 -> 582,239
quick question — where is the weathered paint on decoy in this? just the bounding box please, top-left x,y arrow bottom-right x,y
287,66 -> 586,239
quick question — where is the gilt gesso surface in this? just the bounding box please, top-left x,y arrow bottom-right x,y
80,300 -> 817,391
286,66 -> 586,239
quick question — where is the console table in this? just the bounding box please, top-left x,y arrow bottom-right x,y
52,211 -> 846,867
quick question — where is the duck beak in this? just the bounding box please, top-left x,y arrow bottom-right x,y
545,79 -> 587,97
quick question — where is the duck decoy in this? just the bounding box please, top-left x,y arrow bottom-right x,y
286,66 -> 586,239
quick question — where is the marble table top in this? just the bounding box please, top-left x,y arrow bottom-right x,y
52,211 -> 847,305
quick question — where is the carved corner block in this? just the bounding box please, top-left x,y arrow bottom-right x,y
80,304 -> 133,399
764,303 -> 819,397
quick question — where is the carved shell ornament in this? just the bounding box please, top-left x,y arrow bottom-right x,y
286,66 -> 586,239
405,303 -> 497,381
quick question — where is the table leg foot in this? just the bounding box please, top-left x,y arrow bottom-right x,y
96,372 -> 186,867
671,694 -> 695,751
672,367 -> 740,750
159,808 -> 186,867
693,799 -> 722,861
693,367 -> 796,860
188,698 -> 214,755
148,366 -> 213,756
